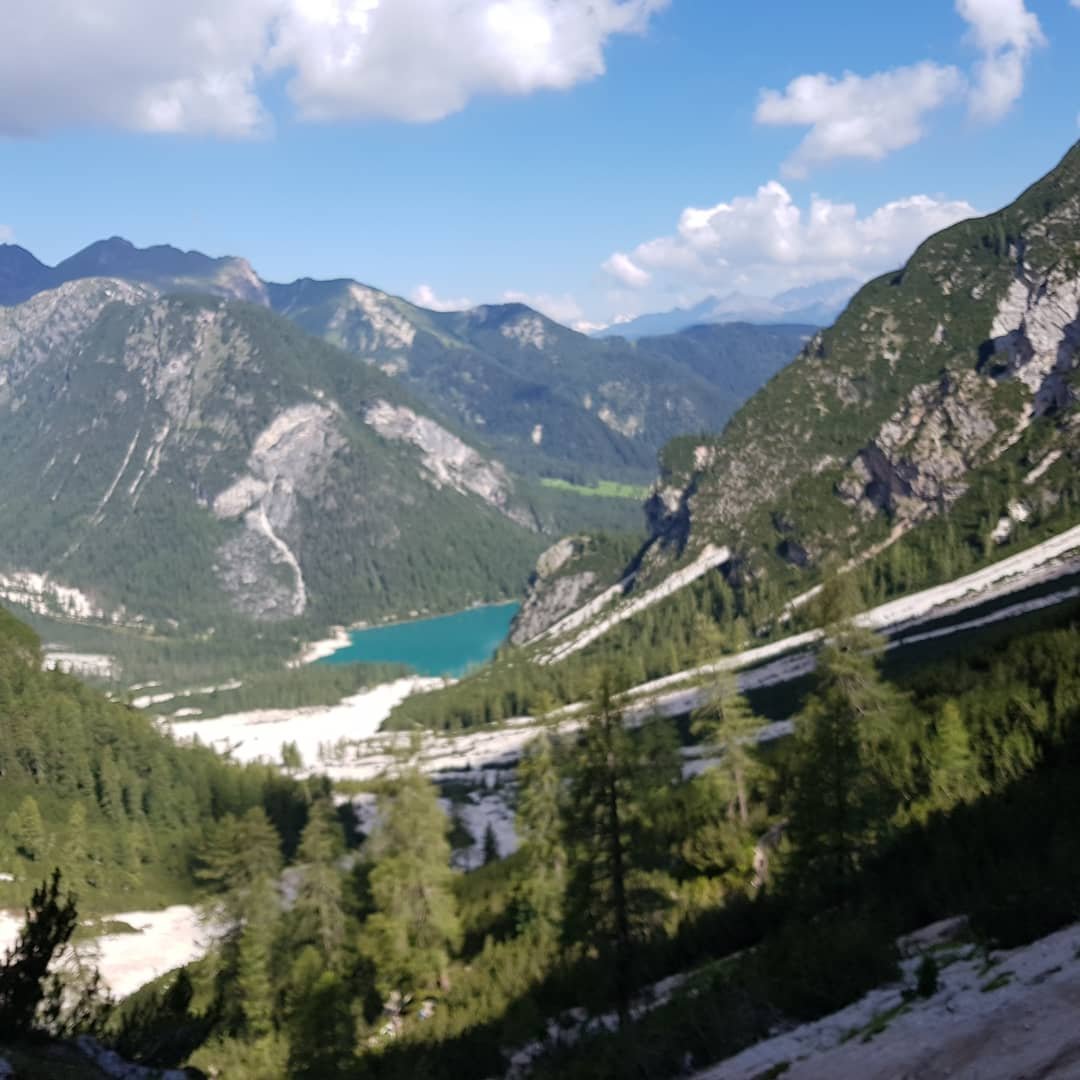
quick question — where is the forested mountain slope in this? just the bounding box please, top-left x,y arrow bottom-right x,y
0,239 -> 811,484
519,139 -> 1080,650
272,280 -> 813,481
0,604 -> 309,912
0,280 -> 548,631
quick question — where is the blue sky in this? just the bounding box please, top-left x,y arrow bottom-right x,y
1,0 -> 1078,328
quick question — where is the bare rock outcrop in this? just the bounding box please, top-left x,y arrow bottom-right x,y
213,403 -> 346,618
364,399 -> 534,528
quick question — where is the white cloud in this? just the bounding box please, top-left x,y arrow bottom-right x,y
956,0 -> 1045,120
0,0 -> 667,137
754,0 -> 1042,174
413,282 -> 592,331
502,289 -> 588,330
756,63 -> 964,178
0,1 -> 273,137
412,283 -> 474,311
0,225 -> 13,244
602,180 -> 978,303
602,251 -> 651,289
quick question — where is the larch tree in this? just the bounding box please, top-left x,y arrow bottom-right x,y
9,796 -> 46,862
514,732 -> 566,932
292,800 -> 346,969
358,770 -> 461,1009
197,808 -> 284,1037
691,668 -> 761,826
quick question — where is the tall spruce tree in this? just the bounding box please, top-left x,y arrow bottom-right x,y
563,672 -> 680,1025
786,578 -> 906,899
197,808 -> 284,1036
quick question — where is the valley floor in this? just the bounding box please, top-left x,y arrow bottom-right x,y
694,921 -> 1080,1080
163,675 -> 445,768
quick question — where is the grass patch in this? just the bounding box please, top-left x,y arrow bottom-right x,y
539,477 -> 650,500
861,1001 -> 910,1042
72,918 -> 141,943
980,971 -> 1013,993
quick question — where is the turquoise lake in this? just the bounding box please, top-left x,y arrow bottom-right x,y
316,602 -> 521,677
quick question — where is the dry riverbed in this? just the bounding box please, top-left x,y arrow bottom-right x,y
0,905 -> 207,999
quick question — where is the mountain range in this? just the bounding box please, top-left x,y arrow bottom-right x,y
593,278 -> 859,341
0,242 -> 811,636
0,238 -> 813,484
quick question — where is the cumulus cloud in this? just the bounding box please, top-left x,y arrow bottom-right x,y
755,0 -> 1042,174
0,0 -> 667,137
412,283 -> 475,311
602,181 -> 978,302
756,64 -> 964,178
956,0 -> 1045,120
602,251 -> 651,289
0,225 -> 13,244
0,1 -> 273,137
502,289 -> 589,330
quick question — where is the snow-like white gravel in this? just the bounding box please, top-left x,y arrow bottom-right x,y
165,676 -> 444,767
695,921 -> 1080,1080
0,904 -> 208,1000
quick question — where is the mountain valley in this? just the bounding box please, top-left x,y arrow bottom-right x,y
1,68 -> 1080,1080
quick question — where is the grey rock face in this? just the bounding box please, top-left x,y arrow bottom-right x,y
839,372 -> 1001,521
364,399 -> 535,528
511,570 -> 598,645
213,404 -> 346,618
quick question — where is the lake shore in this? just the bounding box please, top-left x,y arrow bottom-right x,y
295,599 -> 521,666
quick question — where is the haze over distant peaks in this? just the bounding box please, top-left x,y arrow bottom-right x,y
595,278 -> 860,340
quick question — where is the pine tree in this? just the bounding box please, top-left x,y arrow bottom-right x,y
96,750 -> 125,823
928,700 -> 984,808
358,771 -> 461,1007
280,741 -> 304,773
62,803 -> 89,888
197,809 -> 285,1039
197,808 -> 283,926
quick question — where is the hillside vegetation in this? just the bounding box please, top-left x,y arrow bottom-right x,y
0,605 -> 315,913
512,138 -> 1080,667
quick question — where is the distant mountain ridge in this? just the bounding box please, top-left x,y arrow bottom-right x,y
595,278 -> 860,341
0,238 -> 812,484
0,280 -> 552,630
